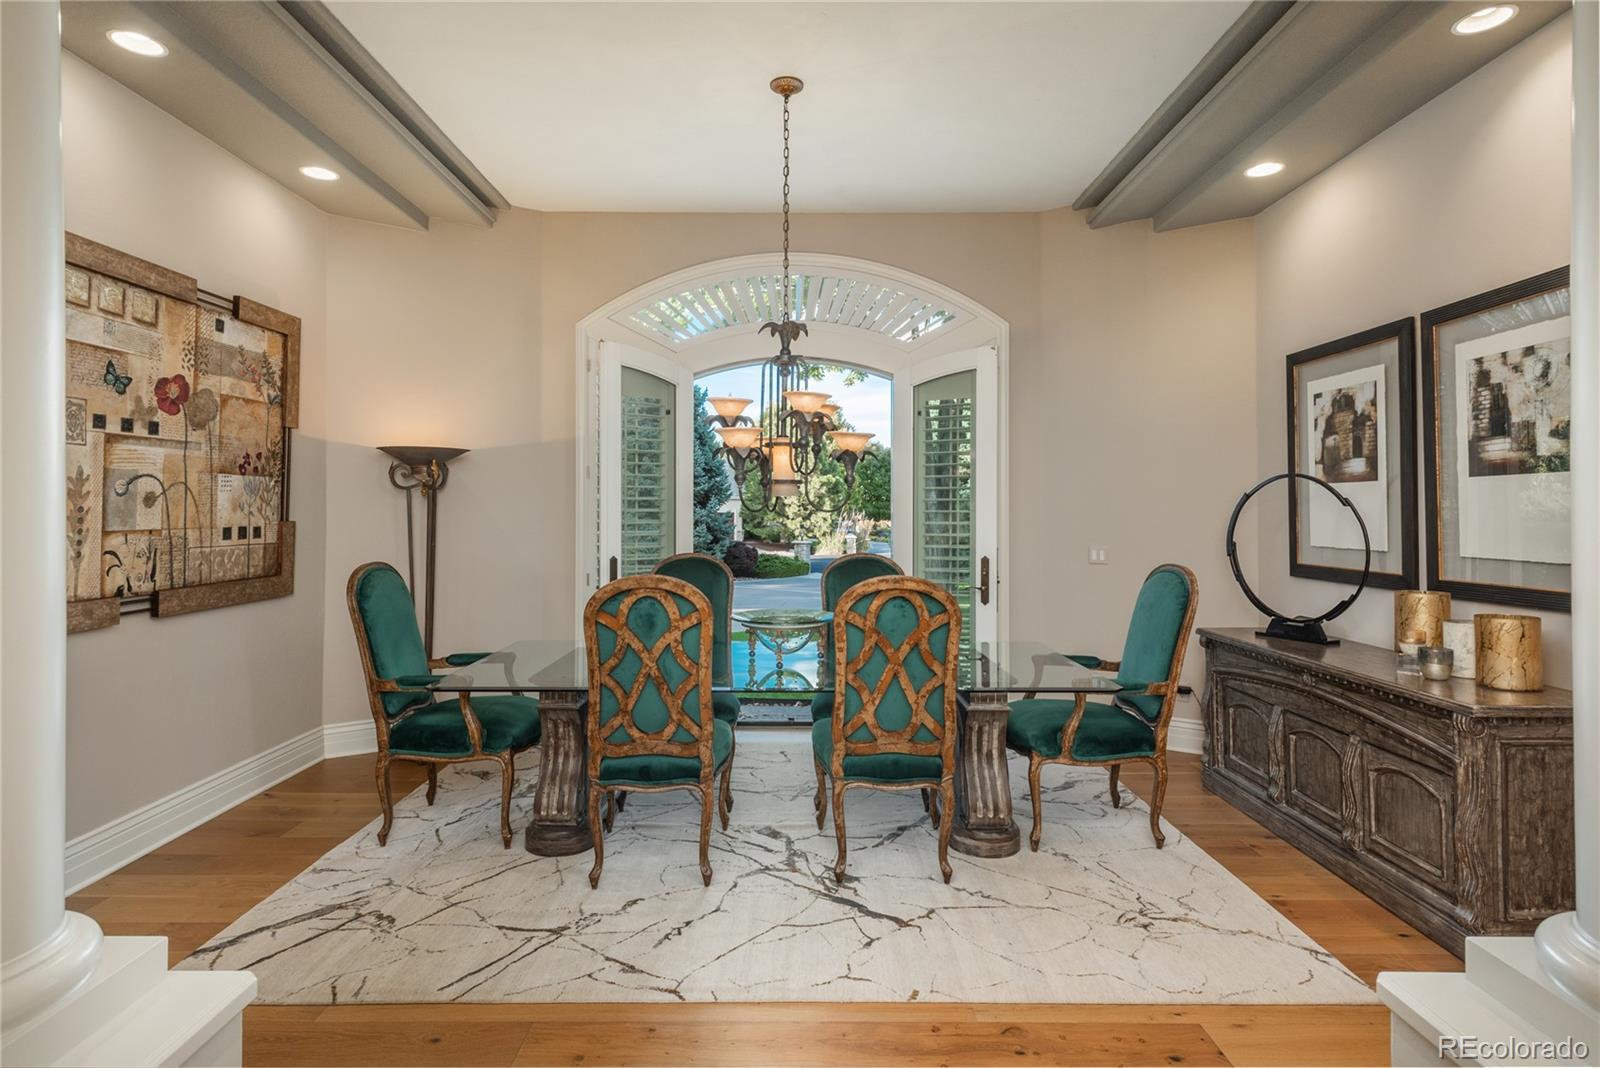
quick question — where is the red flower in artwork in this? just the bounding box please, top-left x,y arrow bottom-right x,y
154,373 -> 190,415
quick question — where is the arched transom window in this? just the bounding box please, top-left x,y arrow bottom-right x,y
621,272 -> 961,348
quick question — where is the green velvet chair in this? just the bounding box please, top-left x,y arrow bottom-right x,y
1005,564 -> 1198,851
654,553 -> 739,726
584,574 -> 732,888
811,553 -> 905,723
347,562 -> 539,848
813,575 -> 961,883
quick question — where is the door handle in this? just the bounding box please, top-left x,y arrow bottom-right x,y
608,556 -> 619,582
979,556 -> 991,606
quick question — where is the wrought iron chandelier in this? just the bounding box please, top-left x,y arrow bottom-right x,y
707,76 -> 873,515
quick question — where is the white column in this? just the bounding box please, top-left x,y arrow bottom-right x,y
0,0 -> 107,1032
0,0 -> 104,1029
1535,0 -> 1600,1013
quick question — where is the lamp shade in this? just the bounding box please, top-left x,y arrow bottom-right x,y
783,390 -> 829,415
818,403 -> 841,425
825,430 -> 873,456
707,396 -> 753,424
714,425 -> 763,452
768,438 -> 799,497
379,445 -> 469,469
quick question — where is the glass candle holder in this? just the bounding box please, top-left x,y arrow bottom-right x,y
1419,646 -> 1454,681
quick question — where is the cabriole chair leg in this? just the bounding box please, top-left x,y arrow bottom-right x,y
719,756 -> 733,826
498,752 -> 515,848
831,780 -> 849,882
937,778 -> 955,883
426,765 -> 439,806
1028,756 -> 1044,852
813,761 -> 827,829
699,781 -> 715,886
1149,758 -> 1168,848
1108,764 -> 1122,808
587,787 -> 605,888
375,756 -> 394,846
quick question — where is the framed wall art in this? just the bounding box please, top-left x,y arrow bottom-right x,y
64,233 -> 299,633
1422,267 -> 1571,611
1286,318 -> 1418,589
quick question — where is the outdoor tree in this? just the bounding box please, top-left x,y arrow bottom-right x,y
692,385 -> 736,557
850,444 -> 891,522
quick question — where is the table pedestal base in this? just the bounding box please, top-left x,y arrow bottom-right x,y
950,691 -> 1021,857
524,689 -> 593,856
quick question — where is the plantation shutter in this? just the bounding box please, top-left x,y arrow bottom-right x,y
914,370 -> 976,653
619,366 -> 675,576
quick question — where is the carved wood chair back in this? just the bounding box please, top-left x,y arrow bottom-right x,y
653,553 -> 735,686
584,574 -> 716,769
831,575 -> 961,772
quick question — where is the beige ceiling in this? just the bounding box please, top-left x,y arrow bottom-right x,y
328,1 -> 1249,213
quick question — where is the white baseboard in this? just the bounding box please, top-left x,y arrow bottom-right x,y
1167,716 -> 1204,755
65,713 -> 1202,895
322,719 -> 378,758
64,722 -> 372,895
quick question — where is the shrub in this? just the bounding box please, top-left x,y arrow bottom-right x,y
724,541 -> 759,578
755,552 -> 811,579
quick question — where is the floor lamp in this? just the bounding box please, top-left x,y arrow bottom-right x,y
379,445 -> 467,658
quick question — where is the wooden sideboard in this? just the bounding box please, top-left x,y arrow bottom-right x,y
1198,628 -> 1574,955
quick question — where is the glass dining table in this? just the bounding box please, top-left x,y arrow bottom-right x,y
431,640 -> 1124,859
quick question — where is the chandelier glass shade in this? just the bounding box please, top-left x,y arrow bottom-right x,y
709,74 -> 873,515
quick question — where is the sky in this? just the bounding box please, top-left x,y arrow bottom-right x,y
695,364 -> 892,444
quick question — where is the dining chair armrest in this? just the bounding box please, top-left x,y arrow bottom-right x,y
1066,654 -> 1120,672
393,673 -> 445,689
1055,693 -> 1091,759
429,651 -> 490,669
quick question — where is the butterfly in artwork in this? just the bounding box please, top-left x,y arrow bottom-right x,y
103,359 -> 132,395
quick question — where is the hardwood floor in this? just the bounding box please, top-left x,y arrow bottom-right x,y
68,743 -> 1460,1067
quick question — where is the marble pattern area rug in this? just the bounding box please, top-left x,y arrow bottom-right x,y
179,731 -> 1376,1005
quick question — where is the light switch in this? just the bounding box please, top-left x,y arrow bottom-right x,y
1088,546 -> 1109,565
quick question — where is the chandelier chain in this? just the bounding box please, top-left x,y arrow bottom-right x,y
781,91 -> 791,322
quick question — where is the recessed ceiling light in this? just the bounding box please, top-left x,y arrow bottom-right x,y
106,30 -> 167,57
1245,161 -> 1285,178
299,166 -> 339,182
1452,5 -> 1518,35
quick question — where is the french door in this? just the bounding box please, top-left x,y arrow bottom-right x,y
597,340 -> 692,583
893,345 -> 1001,648
584,338 -> 1002,647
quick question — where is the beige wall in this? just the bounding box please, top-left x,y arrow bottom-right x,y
319,209 -> 1261,733
1255,13 -> 1574,685
1033,209 -> 1259,722
61,56 -> 329,836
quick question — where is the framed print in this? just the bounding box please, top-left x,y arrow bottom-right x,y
1422,267 -> 1571,611
1287,318 -> 1418,589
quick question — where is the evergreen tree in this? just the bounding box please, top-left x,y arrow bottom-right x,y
692,385 -> 736,557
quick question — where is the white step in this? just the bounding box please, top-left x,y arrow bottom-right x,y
1379,936 -> 1599,1067
1466,938 -> 1600,1050
1,936 -> 255,1067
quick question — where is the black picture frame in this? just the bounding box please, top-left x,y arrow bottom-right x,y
1421,267 -> 1571,611
1286,318 -> 1418,590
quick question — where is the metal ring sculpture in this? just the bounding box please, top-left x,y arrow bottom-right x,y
1225,472 -> 1371,642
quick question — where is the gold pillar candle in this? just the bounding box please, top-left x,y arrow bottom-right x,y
1475,614 -> 1543,692
1394,591 -> 1451,650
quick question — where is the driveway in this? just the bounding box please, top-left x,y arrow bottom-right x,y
733,574 -> 821,611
